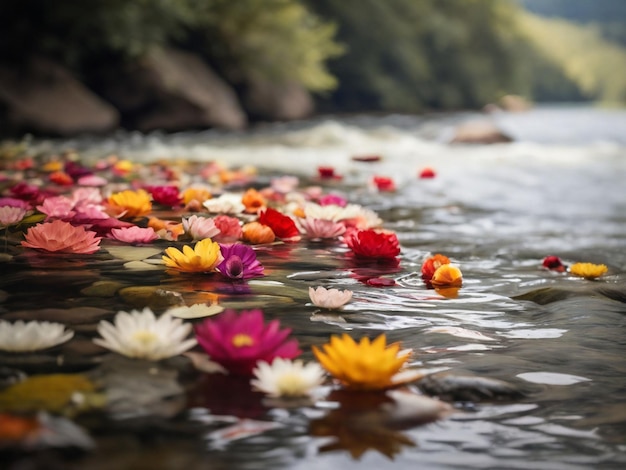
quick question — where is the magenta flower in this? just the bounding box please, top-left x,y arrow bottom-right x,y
318,194 -> 347,207
109,226 -> 159,244
183,215 -> 221,241
194,309 -> 301,375
217,243 -> 264,279
146,185 -> 181,206
21,220 -> 102,254
0,197 -> 30,210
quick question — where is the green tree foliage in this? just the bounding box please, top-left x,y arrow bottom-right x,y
307,0 -> 532,112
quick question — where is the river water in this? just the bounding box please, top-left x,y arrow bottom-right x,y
3,106 -> 626,469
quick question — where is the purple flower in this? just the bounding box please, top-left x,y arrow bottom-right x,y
217,243 -> 264,279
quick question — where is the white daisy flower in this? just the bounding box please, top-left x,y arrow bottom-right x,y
203,194 -> 245,214
308,286 -> 353,309
0,320 -> 74,352
93,308 -> 197,361
251,358 -> 326,397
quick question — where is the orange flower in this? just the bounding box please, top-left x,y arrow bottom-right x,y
107,189 -> 152,218
430,264 -> 463,288
182,187 -> 212,206
421,254 -> 451,282
242,222 -> 275,244
242,188 -> 266,214
112,160 -> 134,176
148,217 -> 184,241
49,171 -> 73,186
0,414 -> 40,442
42,160 -> 63,172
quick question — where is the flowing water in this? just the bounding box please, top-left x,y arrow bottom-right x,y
2,105 -> 626,469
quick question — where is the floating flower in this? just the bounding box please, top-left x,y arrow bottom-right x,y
242,222 -> 275,244
0,320 -> 74,352
418,167 -> 436,179
271,176 -> 299,193
430,264 -> 463,288
213,215 -> 243,242
93,308 -> 196,361
21,220 -> 101,254
203,193 -> 245,214
372,176 -> 396,192
317,166 -> 340,179
241,188 -> 266,213
217,243 -> 264,279
109,226 -> 158,244
77,174 -> 107,186
183,215 -> 221,241
542,255 -> 567,273
569,262 -> 608,280
312,334 -> 420,391
182,187 -> 212,206
146,185 -> 181,206
36,196 -> 76,220
148,217 -> 184,241
421,254 -> 451,282
0,197 -> 30,210
339,204 -> 382,229
318,194 -> 347,207
48,171 -> 73,186
166,303 -> 225,320
162,238 -> 223,273
309,286 -> 353,309
251,358 -> 325,397
300,217 -> 346,239
194,309 -> 301,375
258,208 -> 300,241
0,206 -> 26,227
345,229 -> 400,259
107,189 -> 152,219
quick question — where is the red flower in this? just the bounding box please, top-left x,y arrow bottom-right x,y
345,229 -> 400,259
257,208 -> 300,241
421,254 -> 451,282
418,167 -> 436,179
146,185 -> 181,206
48,171 -> 74,186
318,166 -> 342,180
372,176 -> 396,192
542,255 -> 566,273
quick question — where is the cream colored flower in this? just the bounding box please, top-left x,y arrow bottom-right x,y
309,286 -> 353,309
203,193 -> 245,214
0,320 -> 74,352
93,308 -> 197,361
251,358 -> 325,397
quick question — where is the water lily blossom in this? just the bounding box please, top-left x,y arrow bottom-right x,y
345,229 -> 400,259
36,196 -> 76,220
313,334 -> 421,391
21,220 -> 102,254
569,262 -> 608,279
107,189 -> 152,218
203,193 -> 245,214
194,309 -> 301,375
251,358 -> 326,397
217,243 -> 264,279
183,215 -> 221,241
93,308 -> 196,361
242,222 -> 275,244
0,206 -> 27,227
0,320 -> 74,352
300,217 -> 346,240
109,226 -> 159,244
309,286 -> 353,309
213,215 -> 243,242
430,264 -> 463,288
162,238 -> 223,273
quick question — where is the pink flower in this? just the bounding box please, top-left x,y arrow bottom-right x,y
109,226 -> 159,244
345,229 -> 400,259
300,217 -> 346,240
271,176 -> 299,193
309,286 -> 353,309
213,215 -> 243,242
194,309 -> 301,375
36,196 -> 76,220
77,174 -> 107,186
183,215 -> 221,241
318,194 -> 347,207
0,206 -> 26,226
217,243 -> 264,279
0,198 -> 30,210
21,220 -> 102,254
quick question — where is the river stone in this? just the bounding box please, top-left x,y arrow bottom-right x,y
416,373 -> 523,402
0,57 -> 119,136
450,120 -> 513,144
2,306 -> 113,324
105,246 -> 162,262
81,280 -> 127,297
118,286 -> 185,310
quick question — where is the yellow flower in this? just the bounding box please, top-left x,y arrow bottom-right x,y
107,189 -> 152,218
569,262 -> 608,279
312,334 -> 421,391
430,264 -> 463,288
162,238 -> 223,273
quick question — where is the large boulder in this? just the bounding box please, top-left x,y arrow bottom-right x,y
92,48 -> 247,132
450,120 -> 513,144
242,79 -> 314,121
0,57 -> 119,136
